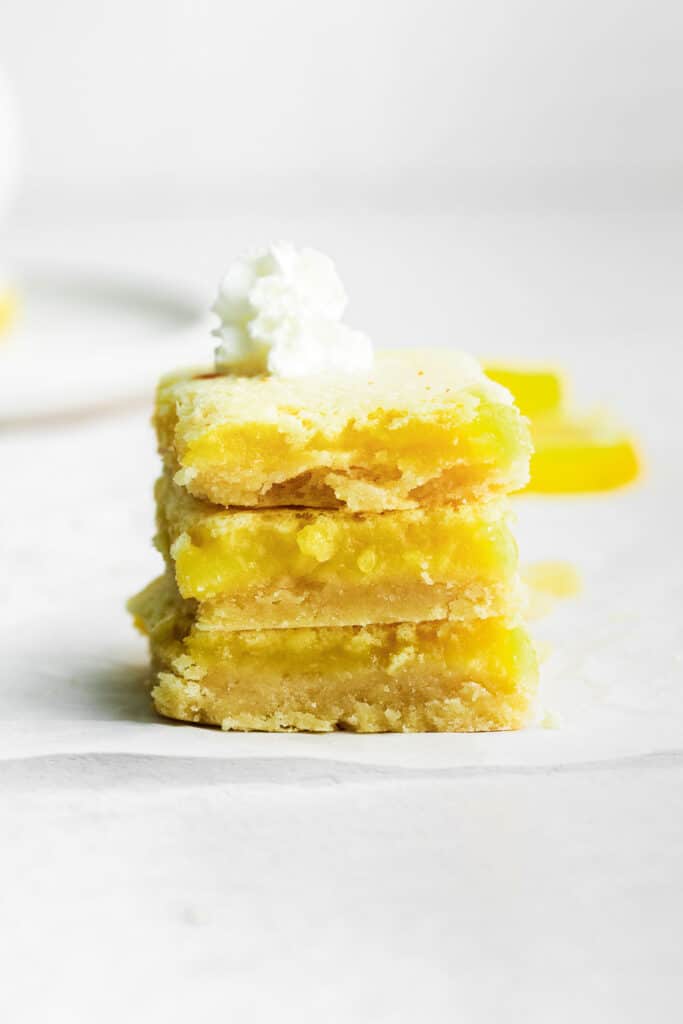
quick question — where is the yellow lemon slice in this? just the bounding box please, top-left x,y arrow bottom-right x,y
484,363 -> 640,494
484,363 -> 565,417
527,412 -> 640,493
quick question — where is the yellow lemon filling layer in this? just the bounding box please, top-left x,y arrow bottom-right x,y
156,475 -> 521,628
156,350 -> 532,511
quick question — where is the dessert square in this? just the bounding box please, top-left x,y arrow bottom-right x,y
129,244 -> 541,734
155,350 -> 531,512
129,575 -> 538,733
155,472 -> 522,629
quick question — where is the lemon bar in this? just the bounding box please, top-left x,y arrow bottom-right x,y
156,473 -> 521,629
129,575 -> 538,733
155,350 -> 532,511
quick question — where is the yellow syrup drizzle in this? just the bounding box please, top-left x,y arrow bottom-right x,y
484,363 -> 641,494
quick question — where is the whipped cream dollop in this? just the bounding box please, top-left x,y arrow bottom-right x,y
212,243 -> 374,377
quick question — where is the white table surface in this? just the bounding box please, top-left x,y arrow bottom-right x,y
1,209 -> 681,1023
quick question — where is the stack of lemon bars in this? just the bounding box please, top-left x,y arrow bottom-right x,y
129,347 -> 538,733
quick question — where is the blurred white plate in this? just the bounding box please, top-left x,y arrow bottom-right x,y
0,268 -> 209,423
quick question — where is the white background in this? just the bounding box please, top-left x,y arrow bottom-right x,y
3,0 -> 683,219
2,4 -> 683,1023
